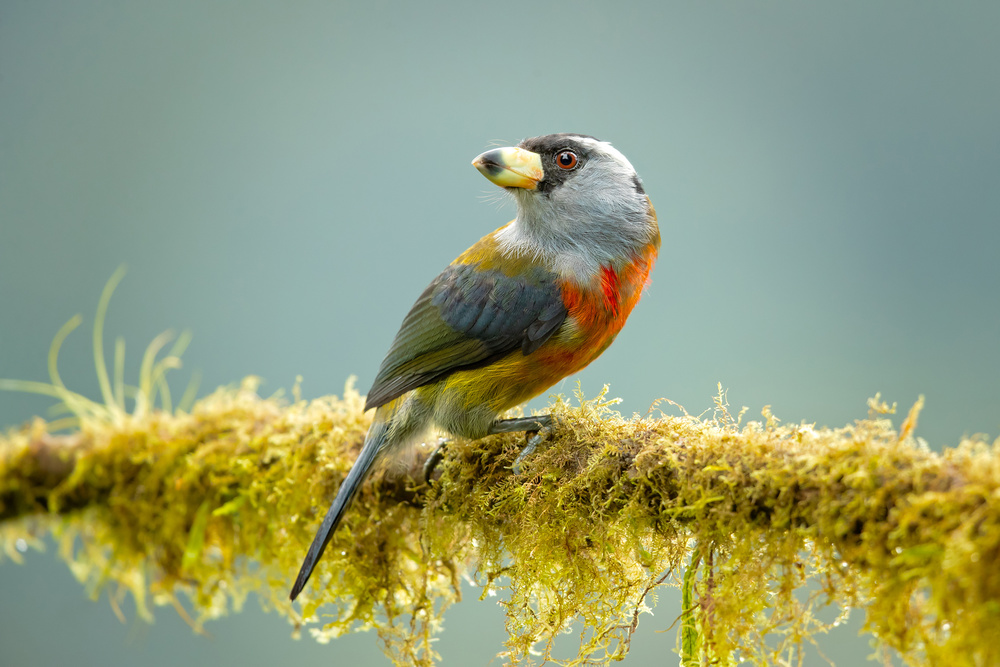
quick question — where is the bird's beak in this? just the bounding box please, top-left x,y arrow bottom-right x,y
472,147 -> 544,190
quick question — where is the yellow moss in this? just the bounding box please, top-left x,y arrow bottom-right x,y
2,381 -> 999,666
2,276 -> 1000,666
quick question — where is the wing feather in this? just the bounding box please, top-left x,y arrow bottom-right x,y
364,262 -> 567,411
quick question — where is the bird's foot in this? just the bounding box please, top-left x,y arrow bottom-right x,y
511,425 -> 552,474
487,415 -> 555,474
423,437 -> 450,484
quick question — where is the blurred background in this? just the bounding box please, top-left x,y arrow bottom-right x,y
2,1 -> 998,664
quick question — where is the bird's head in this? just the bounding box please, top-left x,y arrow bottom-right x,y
473,134 -> 658,275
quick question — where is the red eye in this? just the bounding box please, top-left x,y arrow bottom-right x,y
555,150 -> 578,170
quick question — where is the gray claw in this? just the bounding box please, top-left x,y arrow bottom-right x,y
423,438 -> 449,484
512,425 -> 552,474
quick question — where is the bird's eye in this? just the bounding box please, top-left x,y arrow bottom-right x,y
555,150 -> 578,170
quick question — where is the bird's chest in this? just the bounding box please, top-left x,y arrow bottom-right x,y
555,257 -> 651,353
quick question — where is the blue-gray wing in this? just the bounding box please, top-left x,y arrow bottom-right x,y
364,262 -> 567,411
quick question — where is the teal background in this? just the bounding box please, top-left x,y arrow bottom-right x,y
2,1 -> 998,665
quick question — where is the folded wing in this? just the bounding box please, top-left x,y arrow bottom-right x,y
364,262 -> 567,411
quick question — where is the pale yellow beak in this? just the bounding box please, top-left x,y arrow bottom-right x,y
472,147 -> 544,190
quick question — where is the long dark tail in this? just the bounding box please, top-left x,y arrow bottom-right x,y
289,418 -> 388,600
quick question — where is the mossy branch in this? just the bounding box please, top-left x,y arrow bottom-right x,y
2,379 -> 999,666
2,273 -> 998,665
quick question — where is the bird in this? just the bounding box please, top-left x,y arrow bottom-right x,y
289,133 -> 660,601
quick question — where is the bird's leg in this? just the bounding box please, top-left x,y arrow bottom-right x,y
426,416 -> 555,481
423,436 -> 450,484
488,415 -> 554,474
487,415 -> 552,434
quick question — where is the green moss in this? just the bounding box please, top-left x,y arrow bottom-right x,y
2,381 -> 999,665
1,275 -> 999,665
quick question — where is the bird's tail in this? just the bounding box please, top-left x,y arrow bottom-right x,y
288,416 -> 389,601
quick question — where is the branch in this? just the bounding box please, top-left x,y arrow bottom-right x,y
1,380 -> 998,666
